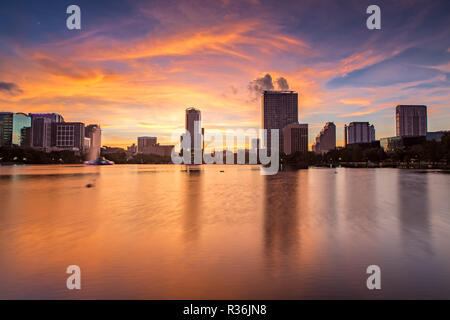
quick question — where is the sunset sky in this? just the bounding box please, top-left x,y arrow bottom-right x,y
0,0 -> 449,148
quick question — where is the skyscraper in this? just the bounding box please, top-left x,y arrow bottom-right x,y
29,113 -> 64,150
283,122 -> 308,155
344,122 -> 375,146
262,90 -> 298,154
185,107 -> 202,163
396,105 -> 427,137
0,112 -> 31,147
313,122 -> 336,154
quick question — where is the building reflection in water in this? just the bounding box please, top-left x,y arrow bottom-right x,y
397,171 -> 431,255
263,171 -> 302,269
182,168 -> 203,244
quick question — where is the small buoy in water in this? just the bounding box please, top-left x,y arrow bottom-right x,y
86,183 -> 94,188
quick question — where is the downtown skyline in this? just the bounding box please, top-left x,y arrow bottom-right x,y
0,0 -> 449,149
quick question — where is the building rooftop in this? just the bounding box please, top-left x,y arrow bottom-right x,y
263,90 -> 297,94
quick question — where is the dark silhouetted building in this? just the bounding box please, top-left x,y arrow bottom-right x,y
262,90 -> 298,154
344,122 -> 375,146
283,122 -> 308,154
138,136 -> 157,152
137,136 -> 174,157
21,127 -> 31,147
185,107 -> 202,163
313,122 -> 336,154
396,105 -> 427,137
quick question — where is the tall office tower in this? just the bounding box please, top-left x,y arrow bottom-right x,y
0,112 -> 31,147
185,107 -> 202,163
85,124 -> 102,159
396,105 -> 427,137
312,122 -> 336,154
29,113 -> 64,150
137,136 -> 157,153
344,122 -> 376,146
262,90 -> 298,154
283,122 -> 308,155
52,122 -> 85,151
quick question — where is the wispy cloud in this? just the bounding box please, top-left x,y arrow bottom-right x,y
0,0 -> 448,147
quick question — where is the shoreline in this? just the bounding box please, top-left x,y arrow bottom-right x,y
1,161 -> 449,171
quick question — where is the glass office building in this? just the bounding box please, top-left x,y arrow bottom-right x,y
0,112 -> 31,147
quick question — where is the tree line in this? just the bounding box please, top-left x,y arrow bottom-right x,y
282,132 -> 450,169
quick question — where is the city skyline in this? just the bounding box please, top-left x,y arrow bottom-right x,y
1,101 -> 448,153
0,0 -> 449,149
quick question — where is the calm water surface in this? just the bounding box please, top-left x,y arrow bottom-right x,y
0,165 -> 450,299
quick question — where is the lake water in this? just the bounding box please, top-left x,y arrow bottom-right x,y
0,165 -> 449,299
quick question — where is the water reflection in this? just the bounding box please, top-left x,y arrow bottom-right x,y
0,165 -> 449,299
397,171 -> 432,256
263,172 -> 299,265
182,170 -> 203,244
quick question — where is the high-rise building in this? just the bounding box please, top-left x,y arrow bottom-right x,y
138,136 -> 157,153
262,90 -> 298,154
185,107 -> 202,163
52,122 -> 85,151
85,124 -> 101,159
0,112 -> 31,147
312,122 -> 336,154
283,122 -> 308,155
396,105 -> 427,137
344,122 -> 375,146
29,113 -> 64,150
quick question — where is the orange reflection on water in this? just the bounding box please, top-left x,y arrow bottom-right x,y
1,165 -> 450,299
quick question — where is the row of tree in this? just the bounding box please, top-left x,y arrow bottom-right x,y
282,132 -> 450,168
0,146 -> 174,165
2,132 -> 449,167
0,147 -> 83,164
102,151 -> 172,164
